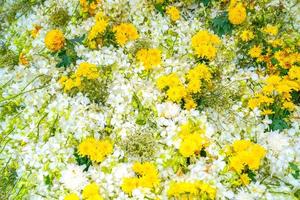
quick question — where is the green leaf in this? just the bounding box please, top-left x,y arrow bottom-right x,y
211,12 -> 233,37
289,162 -> 300,179
74,149 -> 92,171
70,35 -> 85,45
269,118 -> 289,131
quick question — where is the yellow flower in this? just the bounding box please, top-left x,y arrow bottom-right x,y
83,183 -> 102,200
121,178 -> 139,194
263,24 -> 278,36
78,138 -> 113,163
228,3 -> 247,25
166,6 -> 180,22
167,181 -> 216,199
191,30 -> 221,60
240,30 -> 254,42
248,45 -> 262,58
167,85 -> 187,102
64,193 -> 80,200
184,96 -> 197,110
136,48 -> 162,69
44,29 -> 65,51
113,23 -> 139,46
19,53 -> 29,65
229,140 -> 266,174
122,162 -> 160,194
75,62 -> 99,80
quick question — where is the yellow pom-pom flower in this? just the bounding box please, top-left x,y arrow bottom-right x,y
136,48 -> 162,69
44,29 -> 65,51
64,193 -> 80,200
78,138 -> 113,163
228,3 -> 247,25
113,23 -> 139,46
166,6 -> 180,22
82,183 -> 103,200
191,30 -> 221,60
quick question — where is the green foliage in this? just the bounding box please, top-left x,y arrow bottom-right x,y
119,132 -> 157,162
0,47 -> 18,68
0,160 -> 20,199
56,35 -> 84,68
211,12 -> 233,37
132,93 -> 156,127
102,28 -> 118,48
74,149 -> 92,172
289,162 -> 300,179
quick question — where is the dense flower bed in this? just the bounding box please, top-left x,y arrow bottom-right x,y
0,0 -> 299,199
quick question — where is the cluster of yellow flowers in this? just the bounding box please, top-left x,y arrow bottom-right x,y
228,1 -> 247,25
136,48 -> 162,70
44,29 -> 65,52
191,30 -> 221,60
274,49 -> 300,69
166,6 -> 180,22
177,121 -> 208,157
80,0 -> 101,16
121,162 -> 160,195
87,12 -> 108,49
167,181 -> 216,199
227,140 -> 266,184
59,62 -> 99,92
156,64 -> 212,110
78,138 -> 113,163
113,23 -> 139,46
248,74 -> 300,115
64,183 -> 103,200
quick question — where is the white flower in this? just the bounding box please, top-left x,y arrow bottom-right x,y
267,132 -> 289,153
60,164 -> 88,191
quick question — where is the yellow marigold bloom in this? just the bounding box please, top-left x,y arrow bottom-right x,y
82,183 -> 103,200
229,140 -> 266,174
179,134 -> 208,157
19,53 -> 29,65
248,45 -> 262,58
113,23 -> 139,46
289,66 -> 300,80
263,24 -> 278,36
78,138 -> 113,163
240,30 -> 254,42
121,178 -> 139,194
184,96 -> 197,110
122,162 -> 160,194
136,48 -> 162,69
167,181 -> 216,199
166,6 -> 180,22
167,85 -> 187,102
191,30 -> 221,60
283,101 -> 295,111
44,29 -> 65,51
75,62 -> 99,80
64,193 -> 80,200
228,3 -> 246,25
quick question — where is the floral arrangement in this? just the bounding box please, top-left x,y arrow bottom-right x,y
0,0 -> 299,199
